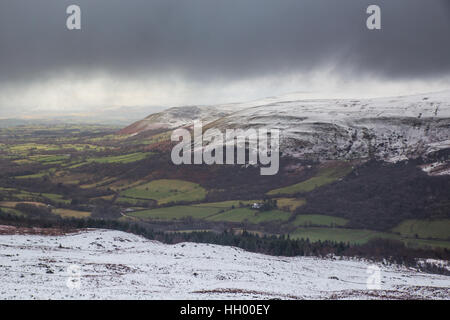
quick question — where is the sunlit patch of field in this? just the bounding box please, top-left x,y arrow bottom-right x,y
0,201 -> 47,208
15,170 -> 53,179
66,161 -> 89,169
121,179 -> 207,205
267,164 -> 353,196
118,215 -> 139,222
87,134 -> 129,143
28,154 -> 70,164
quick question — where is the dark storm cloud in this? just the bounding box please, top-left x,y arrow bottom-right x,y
0,0 -> 449,85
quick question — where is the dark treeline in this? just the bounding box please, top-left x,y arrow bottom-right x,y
0,211 -> 348,257
1,211 -> 449,275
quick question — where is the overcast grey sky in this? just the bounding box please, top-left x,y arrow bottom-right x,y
0,0 -> 449,116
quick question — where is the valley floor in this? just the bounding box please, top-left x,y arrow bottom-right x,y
0,228 -> 448,300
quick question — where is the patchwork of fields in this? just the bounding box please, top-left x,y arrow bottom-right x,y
0,125 -> 449,252
267,165 -> 353,196
120,179 -> 207,204
392,219 -> 450,240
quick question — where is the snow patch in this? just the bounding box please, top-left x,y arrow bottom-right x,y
0,229 -> 448,300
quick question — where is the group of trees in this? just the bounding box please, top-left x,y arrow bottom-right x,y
257,199 -> 278,211
91,202 -> 122,219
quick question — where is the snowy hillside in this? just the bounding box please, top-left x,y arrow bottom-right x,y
0,229 -> 448,300
121,91 -> 450,163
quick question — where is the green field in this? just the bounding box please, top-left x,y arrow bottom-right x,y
0,189 -> 42,201
402,238 -> 450,250
88,152 -> 151,164
290,227 -> 396,245
0,207 -> 25,216
16,171 -> 49,179
66,152 -> 152,169
4,143 -> 107,156
60,143 -> 106,151
7,143 -> 60,154
0,187 -> 15,192
0,187 -> 70,205
121,179 -> 207,204
13,159 -> 34,165
0,188 -> 71,204
29,154 -> 70,164
0,201 -> 47,208
289,227 -> 450,249
79,176 -> 120,189
192,200 -> 259,208
267,165 -> 353,195
2,125 -> 450,254
206,208 -> 292,223
293,214 -> 349,227
392,219 -> 450,240
129,205 -> 222,220
128,203 -> 292,224
41,193 -> 71,205
116,197 -> 145,205
67,161 -> 90,169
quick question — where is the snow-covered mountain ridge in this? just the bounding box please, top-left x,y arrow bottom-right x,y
121,91 -> 450,163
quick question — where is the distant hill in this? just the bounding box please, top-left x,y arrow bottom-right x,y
120,91 -> 450,163
0,105 -> 169,127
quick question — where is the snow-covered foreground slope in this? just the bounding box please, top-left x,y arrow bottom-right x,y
0,229 -> 448,300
